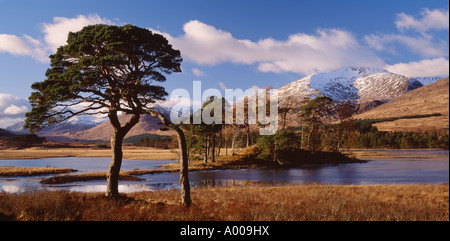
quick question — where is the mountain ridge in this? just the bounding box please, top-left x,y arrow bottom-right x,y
353,77 -> 449,133
278,66 -> 445,102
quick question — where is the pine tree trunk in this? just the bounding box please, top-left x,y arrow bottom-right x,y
308,124 -> 316,151
146,110 -> 191,207
204,137 -> 208,163
231,131 -> 237,155
212,132 -> 216,162
175,127 -> 191,207
225,136 -> 228,156
246,126 -> 250,148
106,130 -> 125,197
217,133 -> 221,158
106,112 -> 139,198
301,125 -> 304,150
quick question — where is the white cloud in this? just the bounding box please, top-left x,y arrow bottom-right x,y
3,104 -> 29,115
364,33 -> 448,58
1,12 -> 448,79
366,8 -> 449,60
158,20 -> 385,75
217,82 -> 227,90
0,34 -> 33,56
396,8 -> 449,32
192,68 -> 205,77
0,14 -> 113,62
42,14 -> 113,53
0,93 -> 30,119
385,57 -> 449,77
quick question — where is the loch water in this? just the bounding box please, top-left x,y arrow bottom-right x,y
0,150 -> 448,193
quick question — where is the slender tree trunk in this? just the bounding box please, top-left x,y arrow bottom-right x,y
231,130 -> 237,155
246,126 -> 250,148
211,132 -> 216,162
217,132 -> 222,157
204,137 -> 208,163
308,124 -> 316,151
146,110 -> 191,207
225,136 -> 228,156
301,125 -> 304,150
175,127 -> 191,207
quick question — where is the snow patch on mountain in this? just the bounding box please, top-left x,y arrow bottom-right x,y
278,66 -> 444,102
413,75 -> 449,86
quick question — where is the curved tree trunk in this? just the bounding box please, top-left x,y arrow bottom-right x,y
106,130 -> 125,197
175,127 -> 191,207
106,112 -> 140,198
146,110 -> 191,207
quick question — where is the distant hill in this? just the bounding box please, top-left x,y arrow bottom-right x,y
0,128 -> 14,138
64,114 -> 175,141
1,106 -> 174,142
353,78 -> 449,133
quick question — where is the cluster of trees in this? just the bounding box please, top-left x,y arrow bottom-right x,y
320,122 -> 449,150
6,134 -> 46,148
135,135 -> 177,149
181,95 -> 264,163
183,97 -> 225,163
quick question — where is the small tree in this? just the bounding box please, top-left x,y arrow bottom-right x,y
186,96 -> 226,163
257,130 -> 297,165
278,96 -> 299,130
299,96 -> 333,151
335,101 -> 356,151
24,24 -> 182,198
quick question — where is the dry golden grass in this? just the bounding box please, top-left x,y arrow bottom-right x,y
0,166 -> 76,177
0,146 -> 179,160
38,171 -> 146,184
373,116 -> 449,133
342,150 -> 449,159
0,184 -> 447,221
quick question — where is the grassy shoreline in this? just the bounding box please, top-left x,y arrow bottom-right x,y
0,184 -> 447,221
0,145 -> 179,160
1,145 -> 446,160
0,166 -> 77,177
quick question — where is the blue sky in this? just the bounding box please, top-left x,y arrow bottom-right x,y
0,0 -> 448,121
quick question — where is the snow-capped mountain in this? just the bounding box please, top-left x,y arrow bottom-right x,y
0,118 -> 23,130
414,75 -> 449,86
1,113 -> 108,136
1,120 -> 27,134
278,66 -> 445,102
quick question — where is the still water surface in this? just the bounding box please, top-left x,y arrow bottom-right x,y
0,150 -> 448,193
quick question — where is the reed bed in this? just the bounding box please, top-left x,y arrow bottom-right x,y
0,184 -> 447,221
